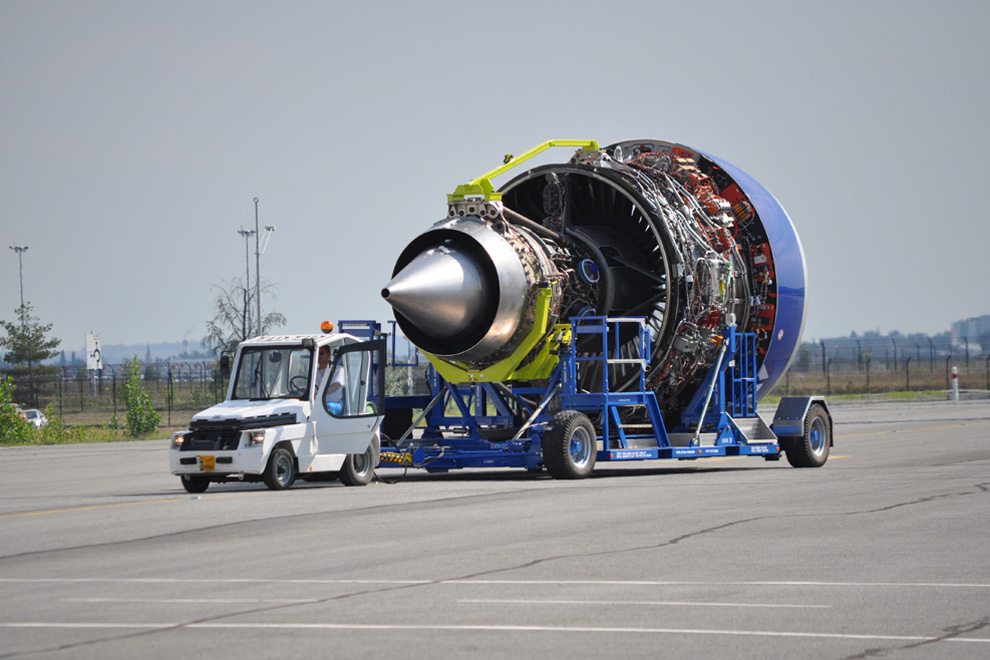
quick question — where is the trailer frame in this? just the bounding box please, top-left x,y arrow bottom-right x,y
370,316 -> 831,476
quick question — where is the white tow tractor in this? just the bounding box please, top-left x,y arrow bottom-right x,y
169,325 -> 385,493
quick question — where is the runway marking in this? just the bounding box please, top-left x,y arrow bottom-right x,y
453,579 -> 990,588
0,491 -> 250,519
2,578 -> 988,588
460,598 -> 830,609
63,598 -> 321,604
0,621 -> 987,644
0,498 -> 182,519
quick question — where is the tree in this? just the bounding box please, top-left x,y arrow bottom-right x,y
0,303 -> 61,406
202,276 -> 286,356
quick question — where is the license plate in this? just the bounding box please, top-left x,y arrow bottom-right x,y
199,455 -> 215,472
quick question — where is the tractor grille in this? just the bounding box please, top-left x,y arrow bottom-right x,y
183,428 -> 241,451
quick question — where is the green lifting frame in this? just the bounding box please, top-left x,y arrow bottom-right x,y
448,139 -> 601,203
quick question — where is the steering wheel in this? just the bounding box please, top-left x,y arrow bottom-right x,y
288,375 -> 308,397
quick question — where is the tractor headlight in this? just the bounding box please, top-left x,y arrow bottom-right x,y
171,431 -> 188,449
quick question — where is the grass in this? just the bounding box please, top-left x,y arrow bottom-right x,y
3,398 -> 200,447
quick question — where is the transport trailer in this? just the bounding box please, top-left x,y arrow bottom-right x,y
378,316 -> 832,478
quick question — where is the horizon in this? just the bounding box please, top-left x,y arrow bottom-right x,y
15,313 -> 981,371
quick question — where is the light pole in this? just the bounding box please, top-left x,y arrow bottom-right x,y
9,244 -> 28,325
253,197 -> 276,337
237,227 -> 255,339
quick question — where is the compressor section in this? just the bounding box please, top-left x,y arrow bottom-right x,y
382,140 -> 806,419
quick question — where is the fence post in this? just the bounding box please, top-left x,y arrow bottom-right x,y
945,355 -> 952,390
826,357 -> 832,396
865,357 -> 872,395
905,356 -> 911,391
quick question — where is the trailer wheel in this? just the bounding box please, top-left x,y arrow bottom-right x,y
263,446 -> 297,490
339,433 -> 380,487
784,403 -> 830,468
543,411 -> 597,479
181,475 -> 210,493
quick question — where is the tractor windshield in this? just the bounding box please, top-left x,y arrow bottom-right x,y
231,346 -> 312,400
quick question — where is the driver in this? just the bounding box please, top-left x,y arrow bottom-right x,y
315,345 -> 331,388
316,346 -> 346,415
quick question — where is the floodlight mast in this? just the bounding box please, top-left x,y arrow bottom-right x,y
9,244 -> 28,326
253,197 -> 276,337
254,197 -> 263,335
237,227 -> 255,339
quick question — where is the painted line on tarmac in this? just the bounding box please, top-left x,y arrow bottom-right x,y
64,595 -> 832,609
453,579 -> 990,589
0,492 -> 250,519
2,577 -> 988,588
0,498 -> 183,519
63,598 -> 321,604
0,621 -> 988,644
460,598 -> 830,609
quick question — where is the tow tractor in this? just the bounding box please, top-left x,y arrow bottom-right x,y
169,322 -> 385,493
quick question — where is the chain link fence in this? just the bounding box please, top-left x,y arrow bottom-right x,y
7,361 -> 226,429
781,338 -> 990,396
7,338 -> 988,430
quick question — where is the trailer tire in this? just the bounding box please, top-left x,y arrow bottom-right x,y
263,446 -> 297,490
542,411 -> 597,479
181,475 -> 210,493
784,403 -> 830,468
339,433 -> 380,487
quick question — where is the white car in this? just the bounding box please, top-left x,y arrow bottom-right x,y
23,409 -> 47,428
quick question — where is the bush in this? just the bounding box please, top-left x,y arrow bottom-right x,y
0,376 -> 34,445
122,356 -> 161,437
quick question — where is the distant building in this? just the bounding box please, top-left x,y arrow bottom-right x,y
951,314 -> 990,354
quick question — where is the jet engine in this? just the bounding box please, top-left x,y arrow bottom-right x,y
382,140 -> 806,416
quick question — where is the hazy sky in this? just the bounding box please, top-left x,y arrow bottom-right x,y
2,0 -> 988,351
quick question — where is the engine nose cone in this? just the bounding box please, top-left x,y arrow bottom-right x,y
381,244 -> 489,339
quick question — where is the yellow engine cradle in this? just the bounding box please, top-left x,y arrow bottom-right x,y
421,288 -> 571,383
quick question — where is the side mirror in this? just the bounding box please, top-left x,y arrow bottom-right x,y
219,353 -> 231,378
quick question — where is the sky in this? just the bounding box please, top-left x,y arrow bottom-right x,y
2,0 -> 989,353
